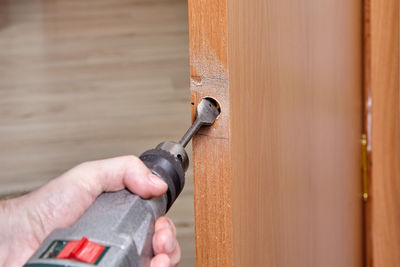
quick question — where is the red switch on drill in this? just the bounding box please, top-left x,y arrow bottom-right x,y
56,237 -> 105,264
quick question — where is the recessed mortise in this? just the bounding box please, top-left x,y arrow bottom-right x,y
202,96 -> 221,117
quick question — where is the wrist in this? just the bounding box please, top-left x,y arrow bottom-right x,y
0,196 -> 42,266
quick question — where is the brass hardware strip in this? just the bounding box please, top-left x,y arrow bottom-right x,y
361,134 -> 368,201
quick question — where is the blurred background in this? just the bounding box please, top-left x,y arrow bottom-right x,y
0,0 -> 194,265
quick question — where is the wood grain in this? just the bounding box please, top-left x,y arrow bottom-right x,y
228,1 -> 363,266
192,135 -> 232,267
0,0 -> 195,266
366,0 -> 400,266
191,0 -> 363,266
188,0 -> 233,265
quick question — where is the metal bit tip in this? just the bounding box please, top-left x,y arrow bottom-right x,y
179,97 -> 221,147
194,97 -> 221,125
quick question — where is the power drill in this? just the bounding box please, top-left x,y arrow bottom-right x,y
24,97 -> 220,267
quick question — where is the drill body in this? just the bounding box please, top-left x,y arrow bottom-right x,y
24,148 -> 185,267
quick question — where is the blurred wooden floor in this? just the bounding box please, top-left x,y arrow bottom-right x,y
0,0 -> 194,265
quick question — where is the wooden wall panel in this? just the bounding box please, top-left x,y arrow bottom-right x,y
366,0 -> 400,266
190,0 -> 363,266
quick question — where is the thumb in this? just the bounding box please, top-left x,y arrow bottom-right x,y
67,155 -> 168,198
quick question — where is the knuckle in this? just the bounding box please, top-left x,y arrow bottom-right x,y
125,155 -> 142,166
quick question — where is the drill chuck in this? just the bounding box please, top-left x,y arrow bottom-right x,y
140,144 -> 186,211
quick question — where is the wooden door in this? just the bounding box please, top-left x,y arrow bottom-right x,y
189,0 -> 363,266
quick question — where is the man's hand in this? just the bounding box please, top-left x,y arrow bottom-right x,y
0,156 -> 181,267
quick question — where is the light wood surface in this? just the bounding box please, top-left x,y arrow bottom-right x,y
365,0 -> 400,266
190,0 -> 364,266
0,0 -> 195,265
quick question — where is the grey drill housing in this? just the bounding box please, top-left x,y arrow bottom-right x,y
24,97 -> 220,267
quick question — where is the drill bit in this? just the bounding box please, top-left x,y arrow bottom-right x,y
179,97 -> 221,147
